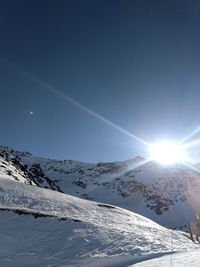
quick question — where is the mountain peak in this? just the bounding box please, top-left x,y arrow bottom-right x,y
0,144 -> 200,229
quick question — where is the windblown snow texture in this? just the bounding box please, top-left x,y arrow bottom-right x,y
0,145 -> 200,266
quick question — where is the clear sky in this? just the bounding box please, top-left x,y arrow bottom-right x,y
1,0 -> 200,162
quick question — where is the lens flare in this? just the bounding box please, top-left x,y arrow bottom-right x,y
149,140 -> 188,165
1,57 -> 151,148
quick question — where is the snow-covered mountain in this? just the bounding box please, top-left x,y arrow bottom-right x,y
1,145 -> 199,229
0,176 -> 197,266
1,145 -> 200,266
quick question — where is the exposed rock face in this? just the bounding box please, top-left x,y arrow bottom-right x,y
0,145 -> 200,228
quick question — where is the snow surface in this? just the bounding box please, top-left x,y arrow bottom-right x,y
131,250 -> 200,267
1,145 -> 200,229
0,176 -> 198,266
1,145 -> 200,266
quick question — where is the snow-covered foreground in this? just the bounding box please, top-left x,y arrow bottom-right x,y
0,176 -> 198,266
131,249 -> 200,267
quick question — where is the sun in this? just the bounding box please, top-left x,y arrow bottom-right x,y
149,140 -> 188,165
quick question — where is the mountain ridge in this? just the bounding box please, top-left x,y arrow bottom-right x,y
1,145 -> 200,229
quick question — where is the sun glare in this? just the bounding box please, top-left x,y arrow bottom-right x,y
150,140 -> 188,165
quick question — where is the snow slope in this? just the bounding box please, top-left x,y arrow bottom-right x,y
1,145 -> 200,229
0,176 -> 198,266
131,249 -> 200,267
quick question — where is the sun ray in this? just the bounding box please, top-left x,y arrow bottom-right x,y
179,126 -> 200,145
2,57 -> 151,147
182,138 -> 200,149
104,158 -> 151,182
181,161 -> 200,174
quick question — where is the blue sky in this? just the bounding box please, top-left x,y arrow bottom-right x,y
1,0 -> 200,162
